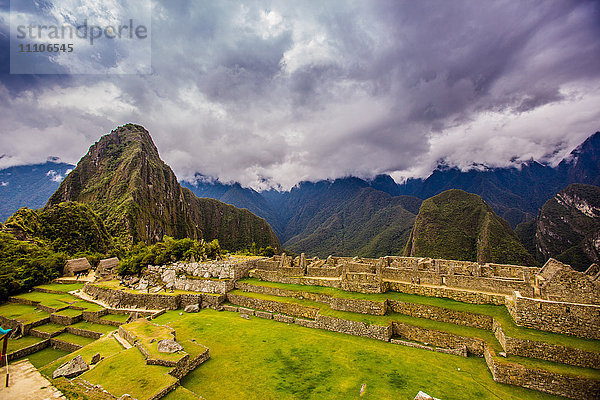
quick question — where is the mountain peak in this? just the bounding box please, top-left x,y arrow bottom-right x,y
46,125 -> 280,250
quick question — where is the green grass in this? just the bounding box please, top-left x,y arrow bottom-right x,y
55,332 -> 97,347
152,309 -> 562,400
6,335 -> 44,353
35,283 -> 85,293
79,347 -> 178,399
16,347 -> 69,368
53,308 -> 83,318
69,321 -> 116,334
100,313 -> 129,323
162,386 -> 202,400
121,318 -> 184,363
40,335 -> 125,377
238,278 -> 600,353
33,323 -> 65,334
0,302 -> 49,323
13,291 -> 77,309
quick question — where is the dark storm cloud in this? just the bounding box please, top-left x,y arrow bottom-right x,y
0,0 -> 599,188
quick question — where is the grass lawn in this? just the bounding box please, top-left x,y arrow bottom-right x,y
35,283 -> 85,293
53,308 -> 83,318
69,321 -> 117,334
121,318 -> 184,363
40,335 -> 125,376
162,386 -> 203,400
17,347 -> 69,369
6,335 -> 44,353
100,313 -> 129,323
13,291 -> 76,309
0,302 -> 49,323
152,309 -> 562,400
79,347 -> 178,399
55,332 -> 97,347
33,323 -> 66,334
239,279 -> 600,353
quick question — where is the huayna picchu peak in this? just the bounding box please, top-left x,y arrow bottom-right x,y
47,124 -> 280,251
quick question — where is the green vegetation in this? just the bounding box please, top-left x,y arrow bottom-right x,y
4,202 -> 112,255
6,335 -> 44,353
79,347 -> 178,399
69,321 -> 116,334
33,323 -> 65,335
47,124 -> 280,252
286,188 -> 418,258
237,279 -> 600,353
0,302 -> 49,323
152,309 -> 563,400
0,231 -> 67,300
53,308 -> 83,318
121,318 -> 184,363
404,189 -> 537,265
55,332 -> 97,347
118,236 -> 223,275
99,313 -> 129,323
17,347 -> 69,369
35,283 -> 85,292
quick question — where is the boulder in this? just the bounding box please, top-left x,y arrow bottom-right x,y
240,313 -> 250,320
157,339 -> 183,353
414,391 -> 440,400
91,352 -> 101,364
53,355 -> 89,379
184,304 -> 200,313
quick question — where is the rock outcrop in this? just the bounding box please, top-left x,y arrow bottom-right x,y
52,355 -> 89,379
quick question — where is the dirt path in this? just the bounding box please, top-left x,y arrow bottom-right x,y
0,359 -> 66,400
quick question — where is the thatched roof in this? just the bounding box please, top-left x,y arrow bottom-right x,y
98,257 -> 119,269
65,257 -> 91,273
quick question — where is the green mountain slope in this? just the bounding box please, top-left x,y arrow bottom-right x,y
47,124 -> 280,252
3,201 -> 111,255
403,189 -> 537,265
285,187 -> 419,258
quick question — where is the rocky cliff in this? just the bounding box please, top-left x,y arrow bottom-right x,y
47,124 -> 280,251
519,184 -> 600,270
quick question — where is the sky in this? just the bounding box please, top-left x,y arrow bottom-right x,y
0,0 -> 599,190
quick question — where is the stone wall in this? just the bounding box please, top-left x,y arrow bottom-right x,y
50,337 -> 83,352
316,315 -> 392,341
66,326 -> 104,339
330,298 -> 387,315
388,300 -> 493,330
493,320 -> 600,369
235,281 -> 333,304
390,338 -> 467,357
249,269 -> 342,288
507,292 -> 600,340
227,292 -> 319,319
7,339 -> 50,361
50,312 -> 83,326
392,321 -> 486,356
173,278 -> 234,294
30,326 -> 65,339
84,284 -> 180,310
484,345 -> 600,400
385,281 -> 506,305
0,314 -> 50,336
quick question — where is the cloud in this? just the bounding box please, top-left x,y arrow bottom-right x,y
46,168 -> 71,182
0,0 -> 599,188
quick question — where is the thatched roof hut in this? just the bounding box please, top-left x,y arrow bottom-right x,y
97,257 -> 119,276
64,258 -> 91,276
